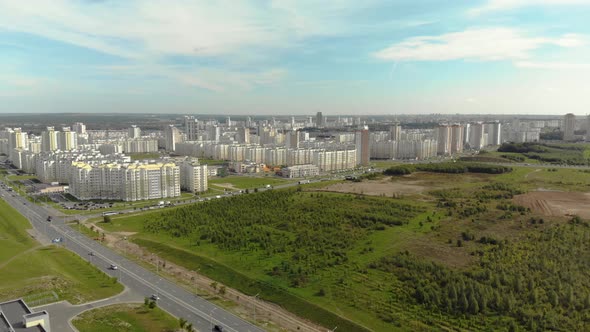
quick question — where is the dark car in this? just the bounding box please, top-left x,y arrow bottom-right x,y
212,325 -> 224,332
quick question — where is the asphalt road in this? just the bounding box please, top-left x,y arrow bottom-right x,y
0,182 -> 265,332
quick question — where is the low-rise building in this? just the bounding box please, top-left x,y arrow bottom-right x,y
0,298 -> 51,332
281,164 -> 319,178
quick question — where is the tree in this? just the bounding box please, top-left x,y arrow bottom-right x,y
148,300 -> 156,309
468,293 -> 479,314
459,293 -> 468,313
210,281 -> 218,291
548,291 -> 559,307
103,215 -> 111,223
144,297 -> 150,306
186,323 -> 193,332
219,285 -> 226,295
179,318 -> 187,329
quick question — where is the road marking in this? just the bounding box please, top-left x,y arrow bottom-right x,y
59,228 -> 257,332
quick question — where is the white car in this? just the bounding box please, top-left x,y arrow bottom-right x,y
150,294 -> 160,301
110,264 -> 118,270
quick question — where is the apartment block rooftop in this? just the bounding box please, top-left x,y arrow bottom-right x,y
0,299 -> 50,332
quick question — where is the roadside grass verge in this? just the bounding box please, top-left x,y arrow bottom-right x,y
0,198 -> 123,304
134,238 -> 370,332
72,303 -> 178,332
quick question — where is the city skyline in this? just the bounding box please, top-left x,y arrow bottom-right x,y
1,0 -> 590,115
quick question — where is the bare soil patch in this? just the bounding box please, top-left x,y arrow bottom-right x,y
318,176 -> 427,196
514,191 -> 590,218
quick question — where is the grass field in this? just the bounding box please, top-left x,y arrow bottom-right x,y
129,153 -> 161,161
0,199 -> 123,304
96,166 -> 590,331
72,304 -> 179,332
209,175 -> 292,189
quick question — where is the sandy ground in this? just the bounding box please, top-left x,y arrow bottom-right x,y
514,191 -> 590,218
318,177 -> 427,196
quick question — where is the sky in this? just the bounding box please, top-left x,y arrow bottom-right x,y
1,0 -> 590,115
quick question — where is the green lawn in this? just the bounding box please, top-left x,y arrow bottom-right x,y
6,174 -> 39,181
129,153 -> 161,161
72,304 -> 179,332
209,175 -> 291,189
0,199 -> 123,304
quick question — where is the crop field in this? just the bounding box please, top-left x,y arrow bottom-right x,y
72,303 -> 179,332
102,163 -> 590,331
0,199 -> 123,304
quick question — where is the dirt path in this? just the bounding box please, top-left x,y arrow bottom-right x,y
524,169 -> 541,179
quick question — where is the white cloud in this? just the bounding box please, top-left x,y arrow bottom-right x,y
469,0 -> 590,16
374,28 -> 584,62
515,61 -> 590,69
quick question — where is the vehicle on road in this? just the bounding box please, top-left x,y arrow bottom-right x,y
46,216 -> 52,222
109,264 -> 118,270
89,252 -> 94,256
212,325 -> 224,332
150,294 -> 160,301
51,237 -> 63,243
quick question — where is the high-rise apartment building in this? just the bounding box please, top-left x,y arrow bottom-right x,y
69,162 -> 180,201
436,125 -> 452,155
450,125 -> 464,154
468,123 -> 485,150
179,159 -> 208,193
184,116 -> 199,141
58,127 -> 78,151
128,125 -> 141,139
8,128 -> 28,152
165,125 -> 182,151
390,123 -> 401,141
236,127 -> 250,144
285,130 -> 300,149
72,122 -> 86,134
316,112 -> 324,128
355,126 -> 370,166
41,127 -> 59,152
563,113 -> 576,141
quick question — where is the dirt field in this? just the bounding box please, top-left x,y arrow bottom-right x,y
514,191 -> 590,218
318,176 -> 427,196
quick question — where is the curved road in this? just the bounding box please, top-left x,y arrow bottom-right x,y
0,181 -> 264,332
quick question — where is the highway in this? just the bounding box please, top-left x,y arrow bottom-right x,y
0,181 -> 264,332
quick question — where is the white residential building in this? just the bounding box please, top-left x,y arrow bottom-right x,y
179,159 -> 208,193
69,162 -> 180,201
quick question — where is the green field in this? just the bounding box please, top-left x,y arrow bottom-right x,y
497,142 -> 590,165
0,199 -> 123,304
72,304 -> 179,332
209,175 -> 291,189
99,166 -> 590,331
129,153 -> 161,161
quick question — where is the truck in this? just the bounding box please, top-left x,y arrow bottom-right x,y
297,180 -> 310,185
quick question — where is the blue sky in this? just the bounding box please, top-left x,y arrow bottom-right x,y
1,0 -> 589,115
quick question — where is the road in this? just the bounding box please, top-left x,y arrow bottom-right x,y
0,182 -> 265,332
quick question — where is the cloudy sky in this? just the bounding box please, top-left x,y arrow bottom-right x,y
1,0 -> 589,115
